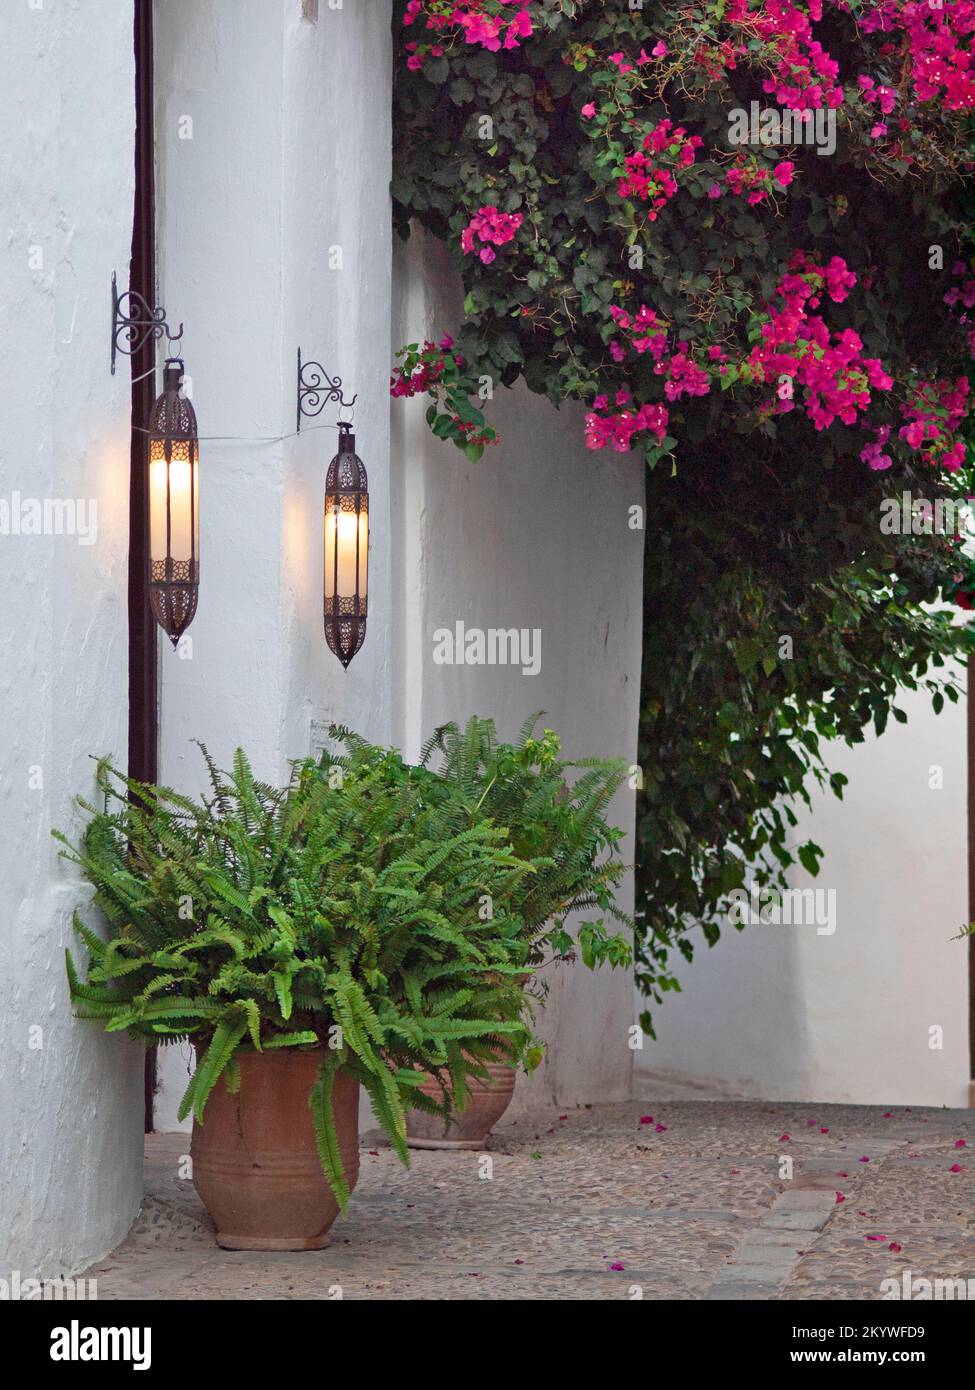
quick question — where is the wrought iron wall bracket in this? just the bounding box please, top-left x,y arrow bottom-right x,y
297,348 -> 357,431
111,270 -> 183,375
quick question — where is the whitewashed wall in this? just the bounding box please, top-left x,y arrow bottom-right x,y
391,228 -> 644,1112
153,0 -> 394,1127
153,10 -> 643,1123
0,1 -> 144,1279
638,676 -> 970,1107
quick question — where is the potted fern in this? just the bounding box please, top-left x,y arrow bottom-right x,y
59,738 -> 534,1249
318,716 -> 633,1150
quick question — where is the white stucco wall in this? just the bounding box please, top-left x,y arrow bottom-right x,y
0,0 -> 144,1279
152,0 -> 394,1128
638,675 -> 970,1107
152,7 -> 643,1125
391,228 -> 644,1111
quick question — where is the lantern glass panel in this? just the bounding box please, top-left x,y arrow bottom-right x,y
324,497 -> 368,603
149,438 -> 199,570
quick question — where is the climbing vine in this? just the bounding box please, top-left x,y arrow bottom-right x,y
390,1 -> 975,1023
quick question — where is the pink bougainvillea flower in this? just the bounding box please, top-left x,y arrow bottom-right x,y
608,1260 -> 625,1271
652,40 -> 669,58
639,1115 -> 654,1125
837,1172 -> 849,1178
655,1123 -> 668,1133
889,1243 -> 903,1254
581,102 -> 596,119
949,1163 -> 964,1173
861,428 -> 893,470
954,1139 -> 967,1149
439,332 -> 454,350
461,206 -> 523,265
866,1234 -> 888,1242
835,1191 -> 846,1204
883,1112 -> 893,1118
608,51 -> 633,74
772,160 -> 795,187
859,1156 -> 870,1163
513,1258 -> 524,1265
779,1134 -> 791,1143
820,1127 -> 829,1134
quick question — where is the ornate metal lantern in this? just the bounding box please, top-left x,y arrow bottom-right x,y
147,358 -> 199,645
324,422 -> 368,667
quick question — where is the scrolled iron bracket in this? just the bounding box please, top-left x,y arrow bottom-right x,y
111,270 -> 183,375
297,347 -> 358,432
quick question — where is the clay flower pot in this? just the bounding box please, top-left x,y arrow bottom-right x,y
191,1049 -> 359,1250
406,1061 -> 516,1150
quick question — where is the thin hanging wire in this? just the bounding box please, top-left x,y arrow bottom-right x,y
132,420 -> 349,444
133,342 -> 356,444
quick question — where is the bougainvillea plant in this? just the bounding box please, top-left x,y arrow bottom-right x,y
391,334 -> 498,458
393,0 -> 974,471
390,0 -> 975,1024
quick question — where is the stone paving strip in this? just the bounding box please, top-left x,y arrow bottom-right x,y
82,1100 -> 974,1300
706,1182 -> 843,1299
705,1135 -> 916,1300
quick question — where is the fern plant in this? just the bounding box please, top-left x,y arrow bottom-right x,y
59,738 -> 536,1209
415,714 -> 634,971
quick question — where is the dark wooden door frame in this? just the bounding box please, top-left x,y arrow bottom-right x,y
128,0 -> 158,1133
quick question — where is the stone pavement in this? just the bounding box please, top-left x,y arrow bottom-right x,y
82,1095 -> 974,1300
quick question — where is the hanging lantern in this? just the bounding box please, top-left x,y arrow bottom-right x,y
324,422 -> 368,668
147,358 -> 199,646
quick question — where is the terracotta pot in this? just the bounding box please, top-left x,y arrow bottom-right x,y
406,1062 -> 516,1150
191,1049 -> 359,1251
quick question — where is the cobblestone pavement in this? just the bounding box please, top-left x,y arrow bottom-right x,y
83,1097 -> 974,1300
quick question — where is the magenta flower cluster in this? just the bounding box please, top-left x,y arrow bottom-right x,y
403,0 -> 533,70
460,206 -> 524,265
616,119 -> 703,220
